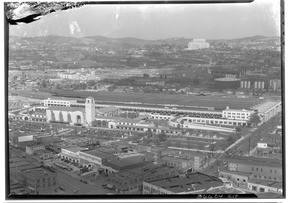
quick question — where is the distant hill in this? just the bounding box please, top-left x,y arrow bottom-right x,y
9,35 -> 81,44
226,35 -> 279,42
9,35 -> 279,47
84,35 -> 155,46
156,37 -> 192,46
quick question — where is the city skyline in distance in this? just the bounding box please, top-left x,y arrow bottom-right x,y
9,0 -> 280,40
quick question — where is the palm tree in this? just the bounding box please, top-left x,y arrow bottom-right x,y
249,113 -> 261,127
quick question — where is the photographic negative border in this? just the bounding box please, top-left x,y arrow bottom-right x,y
4,0 -> 285,200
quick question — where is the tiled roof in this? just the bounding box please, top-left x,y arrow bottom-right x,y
48,106 -> 84,112
96,106 -> 119,114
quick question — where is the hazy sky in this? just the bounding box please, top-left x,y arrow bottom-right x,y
10,0 -> 281,40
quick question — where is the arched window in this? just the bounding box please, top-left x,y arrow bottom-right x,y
59,112 -> 64,122
51,111 -> 55,121
67,113 -> 72,123
77,115 -> 81,123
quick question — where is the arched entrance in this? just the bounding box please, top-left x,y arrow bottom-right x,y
67,113 -> 72,123
77,115 -> 81,124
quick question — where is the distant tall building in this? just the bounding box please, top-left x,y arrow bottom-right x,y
240,79 -> 266,90
269,79 -> 281,91
85,97 -> 95,126
186,39 -> 210,50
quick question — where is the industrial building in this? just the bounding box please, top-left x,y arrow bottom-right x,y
143,172 -> 223,194
9,156 -> 57,194
252,101 -> 282,123
43,98 -> 77,107
105,164 -> 179,194
214,78 -> 241,90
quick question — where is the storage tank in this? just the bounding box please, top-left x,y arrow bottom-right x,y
214,78 -> 241,90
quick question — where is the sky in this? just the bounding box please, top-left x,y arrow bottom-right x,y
9,0 -> 281,40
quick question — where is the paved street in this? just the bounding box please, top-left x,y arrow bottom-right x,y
232,113 -> 281,156
202,113 -> 282,176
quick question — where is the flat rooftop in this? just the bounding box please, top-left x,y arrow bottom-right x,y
48,106 -> 84,112
45,97 -> 77,101
111,164 -> 176,180
219,169 -> 252,177
82,149 -> 117,160
249,178 -> 282,189
97,106 -> 120,114
23,168 -> 56,179
103,156 -> 153,171
253,101 -> 281,113
65,137 -> 98,143
62,146 -> 87,153
229,156 -> 282,168
160,155 -> 191,162
215,78 -> 241,82
206,186 -> 245,194
145,173 -> 223,193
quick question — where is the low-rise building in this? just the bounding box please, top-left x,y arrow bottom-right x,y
247,178 -> 283,194
34,135 -> 59,145
222,107 -> 253,121
106,164 -> 179,194
157,155 -> 193,172
227,156 -> 282,182
102,155 -> 154,174
59,146 -> 86,164
30,111 -> 47,122
17,168 -> 57,194
143,172 -> 223,194
109,116 -> 156,132
257,133 -> 282,148
43,98 -> 77,107
9,156 -> 57,194
252,101 -> 281,123
96,106 -> 120,117
219,156 -> 283,193
64,137 -> 100,148
25,145 -> 45,155
219,170 -> 251,189
34,149 -> 54,160
78,149 -> 116,170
